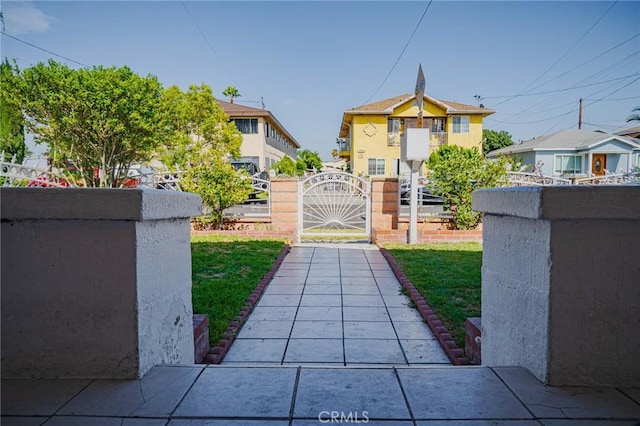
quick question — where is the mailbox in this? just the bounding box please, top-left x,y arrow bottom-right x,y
401,127 -> 430,163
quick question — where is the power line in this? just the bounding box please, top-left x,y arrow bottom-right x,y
1,31 -> 90,68
584,76 -> 640,107
490,2 -> 618,108
483,74 -> 638,100
179,1 -> 240,91
363,0 -> 433,105
519,33 -> 639,97
488,53 -> 639,124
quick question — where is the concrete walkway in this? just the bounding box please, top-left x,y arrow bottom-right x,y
223,243 -> 449,365
2,243 -> 639,425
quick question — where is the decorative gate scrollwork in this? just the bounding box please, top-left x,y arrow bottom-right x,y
298,172 -> 370,241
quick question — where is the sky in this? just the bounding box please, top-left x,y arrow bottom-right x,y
1,1 -> 639,160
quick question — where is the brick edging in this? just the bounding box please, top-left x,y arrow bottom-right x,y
378,246 -> 470,365
203,244 -> 291,364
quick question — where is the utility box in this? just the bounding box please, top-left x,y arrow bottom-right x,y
401,127 -> 430,163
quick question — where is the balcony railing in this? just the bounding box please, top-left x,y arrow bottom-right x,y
387,131 -> 447,149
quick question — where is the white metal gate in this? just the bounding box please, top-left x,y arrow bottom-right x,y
298,172 -> 370,241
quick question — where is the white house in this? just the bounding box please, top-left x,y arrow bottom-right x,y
487,129 -> 640,176
217,100 -> 300,171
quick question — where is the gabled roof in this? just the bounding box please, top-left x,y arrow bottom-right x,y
346,93 -> 493,115
217,100 -> 300,148
339,93 -> 494,138
615,125 -> 640,138
487,129 -> 640,157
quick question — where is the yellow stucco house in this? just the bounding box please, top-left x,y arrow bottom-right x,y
337,93 -> 494,177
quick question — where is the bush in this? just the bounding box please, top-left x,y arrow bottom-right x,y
427,145 -> 509,230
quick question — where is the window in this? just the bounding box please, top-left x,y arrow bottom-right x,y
234,119 -> 258,134
368,158 -> 385,175
554,155 -> 582,174
452,116 -> 470,133
430,118 -> 445,133
387,118 -> 401,135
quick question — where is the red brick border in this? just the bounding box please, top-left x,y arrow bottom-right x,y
378,246 -> 471,365
202,244 -> 291,364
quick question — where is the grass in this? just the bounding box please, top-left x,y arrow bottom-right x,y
385,242 -> 482,349
191,235 -> 285,345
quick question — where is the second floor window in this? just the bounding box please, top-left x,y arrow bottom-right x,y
388,118 -> 401,135
452,116 -> 470,133
234,118 -> 258,134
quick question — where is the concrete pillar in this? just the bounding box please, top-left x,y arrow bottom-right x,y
473,186 -> 640,386
1,188 -> 201,379
270,178 -> 298,241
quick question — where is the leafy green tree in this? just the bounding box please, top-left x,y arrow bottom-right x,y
0,59 -> 27,163
427,145 -> 509,230
297,149 -> 323,171
482,129 -> 514,156
627,106 -> 640,123
272,155 -> 298,176
222,86 -> 241,104
296,158 -> 307,175
157,83 -> 242,169
11,60 -> 169,187
181,158 -> 252,229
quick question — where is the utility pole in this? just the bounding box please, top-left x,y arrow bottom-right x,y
578,98 -> 583,129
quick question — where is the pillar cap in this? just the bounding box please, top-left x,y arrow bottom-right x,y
473,186 -> 640,220
1,188 -> 202,221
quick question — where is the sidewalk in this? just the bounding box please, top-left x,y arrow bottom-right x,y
223,243 -> 449,365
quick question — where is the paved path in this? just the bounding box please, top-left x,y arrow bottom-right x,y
223,243 -> 449,365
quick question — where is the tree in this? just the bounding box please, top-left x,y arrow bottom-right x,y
0,59 -> 27,162
222,86 -> 241,104
181,158 -> 252,229
482,129 -> 514,156
427,145 -> 509,230
157,83 -> 242,169
627,106 -> 640,123
331,148 -> 339,160
272,155 -> 298,176
297,149 -> 323,171
11,60 -> 169,187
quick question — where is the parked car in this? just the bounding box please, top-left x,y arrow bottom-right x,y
400,185 -> 444,205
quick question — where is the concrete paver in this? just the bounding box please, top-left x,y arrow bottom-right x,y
3,365 -> 637,424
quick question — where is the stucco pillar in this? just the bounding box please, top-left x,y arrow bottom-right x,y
1,188 -> 201,379
370,178 -> 399,233
269,178 -> 298,241
473,186 -> 640,386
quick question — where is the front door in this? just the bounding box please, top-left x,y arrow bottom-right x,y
592,154 -> 606,176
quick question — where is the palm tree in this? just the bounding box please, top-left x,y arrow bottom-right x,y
222,86 -> 241,104
627,106 -> 640,123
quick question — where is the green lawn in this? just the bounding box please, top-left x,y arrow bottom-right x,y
384,242 -> 482,348
191,235 -> 285,345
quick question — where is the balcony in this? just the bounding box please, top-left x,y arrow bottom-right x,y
336,138 -> 350,158
387,131 -> 447,149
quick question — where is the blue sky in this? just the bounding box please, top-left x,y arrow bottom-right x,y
2,1 -> 639,160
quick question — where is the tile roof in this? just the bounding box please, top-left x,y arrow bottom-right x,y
216,100 -> 270,117
346,93 -> 493,114
349,94 -> 411,112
